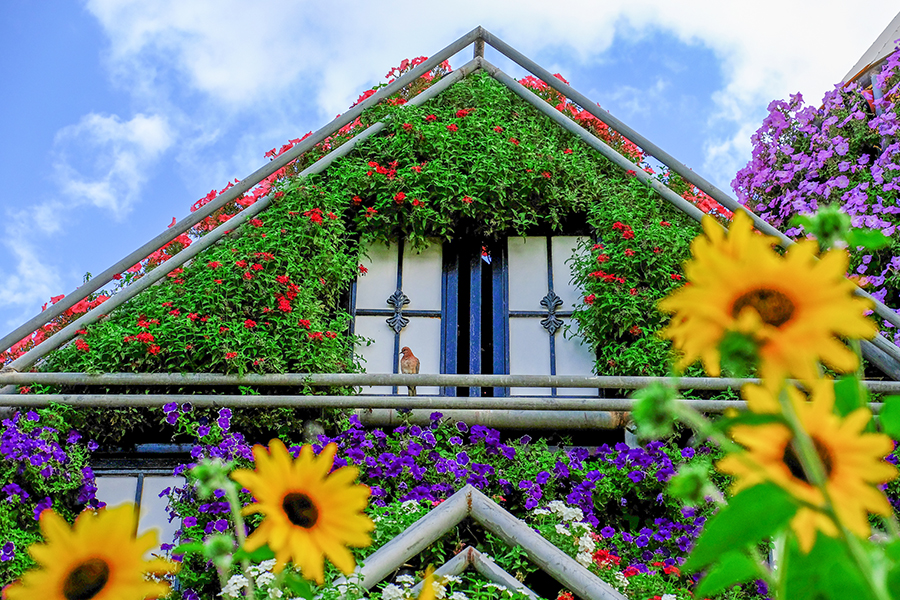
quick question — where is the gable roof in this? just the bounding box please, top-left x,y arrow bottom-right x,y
2,26 -> 899,382
843,11 -> 900,84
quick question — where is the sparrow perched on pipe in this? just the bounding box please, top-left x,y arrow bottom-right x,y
399,346 -> 420,396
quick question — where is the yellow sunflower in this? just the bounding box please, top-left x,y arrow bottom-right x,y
658,210 -> 876,384
3,504 -> 177,600
231,439 -> 374,584
417,566 -> 436,600
718,381 -> 896,552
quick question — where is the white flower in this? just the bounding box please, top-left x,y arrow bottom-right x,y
395,574 -> 416,585
219,574 -> 250,598
450,593 -> 469,600
381,584 -> 406,600
555,524 -> 571,536
614,571 -> 629,589
560,506 -> 583,522
532,508 -> 550,516
267,588 -> 283,599
662,595 -> 676,600
401,500 -> 421,513
432,578 -> 447,599
256,571 -> 276,588
576,551 -> 593,567
547,500 -> 565,514
573,521 -> 592,533
443,574 -> 462,584
258,559 -> 278,572
577,535 -> 596,554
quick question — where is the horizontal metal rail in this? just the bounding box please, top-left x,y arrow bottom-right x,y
480,27 -> 900,332
0,61 -> 479,379
0,27 -> 483,356
3,371 -> 900,392
3,393 -> 889,414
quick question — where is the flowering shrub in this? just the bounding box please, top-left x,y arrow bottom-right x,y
732,46 -> 900,343
0,406 -> 101,587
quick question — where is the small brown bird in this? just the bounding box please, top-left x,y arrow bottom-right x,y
399,346 -> 420,396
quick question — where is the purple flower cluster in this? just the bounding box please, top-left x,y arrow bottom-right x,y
732,45 -> 900,340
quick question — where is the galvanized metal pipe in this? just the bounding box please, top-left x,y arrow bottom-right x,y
407,546 -> 540,600
480,28 -> 900,332
331,486 -> 470,590
0,27 -> 484,356
357,408 -> 625,430
468,487 -> 626,600
4,371 -> 900,393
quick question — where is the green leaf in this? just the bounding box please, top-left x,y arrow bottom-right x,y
683,483 -> 797,572
282,571 -> 315,599
172,541 -> 204,556
834,375 -> 865,417
784,534 -> 877,600
846,227 -> 892,250
694,550 -> 761,596
713,411 -> 786,433
233,543 -> 276,563
879,396 -> 900,440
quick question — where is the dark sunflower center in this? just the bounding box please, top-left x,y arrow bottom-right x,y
731,288 -> 795,328
282,492 -> 319,528
782,438 -> 834,484
63,558 -> 109,600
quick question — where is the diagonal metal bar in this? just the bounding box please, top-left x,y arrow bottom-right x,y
0,60 -> 480,377
406,546 -> 540,599
0,27 -> 483,356
480,28 -> 900,332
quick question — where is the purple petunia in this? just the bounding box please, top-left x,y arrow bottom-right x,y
0,542 -> 14,562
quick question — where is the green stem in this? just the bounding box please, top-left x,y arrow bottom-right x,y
220,477 -> 256,599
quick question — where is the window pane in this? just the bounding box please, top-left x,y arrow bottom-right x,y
357,242 -> 399,310
402,243 -> 442,311
95,476 -> 138,510
398,316 -> 441,396
556,319 -> 598,396
509,318 -> 551,396
551,236 -> 588,309
139,476 -> 183,554
354,316 -> 394,394
507,237 -> 548,312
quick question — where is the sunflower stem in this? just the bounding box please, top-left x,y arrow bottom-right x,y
223,480 -> 256,599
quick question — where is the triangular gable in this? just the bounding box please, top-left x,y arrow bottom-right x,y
2,26 -> 899,382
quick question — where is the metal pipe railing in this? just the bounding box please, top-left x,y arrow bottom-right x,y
4,371 -> 900,393
480,27 -> 900,331
0,27 -> 484,356
1,393 -> 889,414
0,60 -> 480,378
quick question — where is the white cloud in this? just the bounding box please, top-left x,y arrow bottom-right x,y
54,112 -> 173,218
0,213 -> 64,332
82,0 -> 898,189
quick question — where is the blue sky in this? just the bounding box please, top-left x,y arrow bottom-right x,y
1,1 -> 898,339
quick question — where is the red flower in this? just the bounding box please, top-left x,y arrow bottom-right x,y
308,331 -> 324,341
298,319 -> 311,329
251,263 -> 263,271
626,169 -> 636,176
235,260 -> 247,268
629,288 -> 638,296
207,261 -> 221,269
324,331 -> 337,339
224,352 -> 238,360
276,275 -> 290,284
74,339 -> 90,352
411,198 -> 424,207
411,165 -> 422,173
584,294 -> 595,305
249,218 -> 264,227
592,243 -> 603,250
214,279 -> 223,284
402,123 -> 413,131
161,302 -> 173,307
358,264 -> 368,275
243,272 -> 254,280
394,192 -> 406,205
509,137 -> 520,146
365,207 -> 377,218
629,325 -> 642,336
352,195 -> 362,204
670,273 -> 682,281
244,319 -> 257,328
136,332 -> 155,343
254,252 -> 275,261
493,126 -> 503,133
624,248 -> 635,257
563,148 -> 572,154
168,309 -> 180,316
660,220 -> 671,226
596,254 -> 609,263
446,124 -> 458,132
327,211 -> 337,220
220,326 -> 229,333
19,386 -> 31,394
652,246 -> 662,254
425,114 -> 437,122
541,171 -> 551,179
455,109 -> 471,118
462,196 -> 473,204
622,230 -> 635,240
147,345 -> 161,355
622,566 -> 640,577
